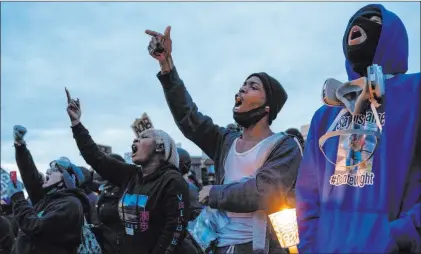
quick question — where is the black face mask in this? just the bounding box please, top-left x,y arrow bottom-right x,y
233,105 -> 268,129
346,16 -> 382,76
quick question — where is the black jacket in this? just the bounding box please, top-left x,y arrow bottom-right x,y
0,216 -> 14,254
12,144 -> 91,254
72,123 -> 191,254
95,183 -> 125,253
97,183 -> 124,230
0,208 -> 18,238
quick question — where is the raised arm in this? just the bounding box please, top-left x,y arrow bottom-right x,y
71,123 -> 137,187
145,26 -> 229,161
11,192 -> 84,245
65,88 -> 137,186
13,125 -> 45,205
207,135 -> 301,213
158,68 -> 229,161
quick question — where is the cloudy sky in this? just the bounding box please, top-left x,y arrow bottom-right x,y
1,2 -> 420,178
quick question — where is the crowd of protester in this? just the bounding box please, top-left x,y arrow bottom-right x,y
1,3 -> 420,254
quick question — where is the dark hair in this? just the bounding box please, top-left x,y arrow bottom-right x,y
227,123 -> 242,132
177,147 -> 191,175
285,128 -> 305,148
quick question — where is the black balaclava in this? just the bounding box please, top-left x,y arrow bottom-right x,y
345,6 -> 383,76
234,72 -> 287,128
177,147 -> 191,175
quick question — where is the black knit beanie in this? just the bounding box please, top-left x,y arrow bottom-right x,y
246,72 -> 288,124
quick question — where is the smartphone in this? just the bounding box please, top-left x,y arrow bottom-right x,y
367,64 -> 385,99
10,171 -> 17,188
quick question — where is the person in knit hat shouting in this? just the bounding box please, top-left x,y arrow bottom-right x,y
145,26 -> 302,254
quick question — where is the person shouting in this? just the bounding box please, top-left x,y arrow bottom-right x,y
145,26 -> 302,254
296,4 -> 421,253
8,125 -> 92,254
65,89 -> 196,254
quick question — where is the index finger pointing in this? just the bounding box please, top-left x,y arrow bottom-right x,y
145,29 -> 162,37
164,26 -> 171,38
65,87 -> 71,104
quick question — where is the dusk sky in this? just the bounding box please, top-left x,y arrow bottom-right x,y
1,2 -> 420,178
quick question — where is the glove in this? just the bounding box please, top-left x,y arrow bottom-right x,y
13,125 -> 28,145
7,180 -> 24,198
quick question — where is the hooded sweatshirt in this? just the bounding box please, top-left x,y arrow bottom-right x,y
71,123 -> 192,254
11,144 -> 91,254
296,4 -> 421,253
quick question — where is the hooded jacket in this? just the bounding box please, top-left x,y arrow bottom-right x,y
296,4 -> 421,253
157,68 -> 301,253
11,145 -> 91,254
71,123 -> 192,254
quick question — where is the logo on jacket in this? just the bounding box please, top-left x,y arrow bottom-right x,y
328,109 -> 384,188
118,193 -> 149,235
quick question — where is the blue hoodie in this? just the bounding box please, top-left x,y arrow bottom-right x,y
296,4 -> 421,253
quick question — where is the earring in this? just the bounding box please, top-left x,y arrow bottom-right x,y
156,144 -> 164,152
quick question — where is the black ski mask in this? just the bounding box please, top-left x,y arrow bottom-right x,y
345,6 -> 382,76
233,72 -> 287,128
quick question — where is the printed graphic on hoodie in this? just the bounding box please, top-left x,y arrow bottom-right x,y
328,106 -> 385,188
118,193 -> 149,235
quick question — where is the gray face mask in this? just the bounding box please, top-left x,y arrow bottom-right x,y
322,64 -> 391,116
319,64 -> 393,167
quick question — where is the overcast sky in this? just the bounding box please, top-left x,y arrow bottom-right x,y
1,2 -> 420,178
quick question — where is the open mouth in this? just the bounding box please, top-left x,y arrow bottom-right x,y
348,25 -> 367,46
131,143 -> 138,157
234,94 -> 243,110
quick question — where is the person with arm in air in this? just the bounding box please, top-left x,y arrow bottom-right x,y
65,89 -> 195,254
9,125 -> 92,254
145,27 -> 302,254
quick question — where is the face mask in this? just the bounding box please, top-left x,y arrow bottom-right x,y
322,64 -> 392,117
233,105 -> 268,129
346,16 -> 382,75
319,65 -> 393,168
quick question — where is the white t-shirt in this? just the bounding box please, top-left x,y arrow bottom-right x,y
217,134 -> 280,247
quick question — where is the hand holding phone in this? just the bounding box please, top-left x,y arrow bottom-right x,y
10,171 -> 17,188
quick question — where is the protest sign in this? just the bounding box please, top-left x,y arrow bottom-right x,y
131,113 -> 154,138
